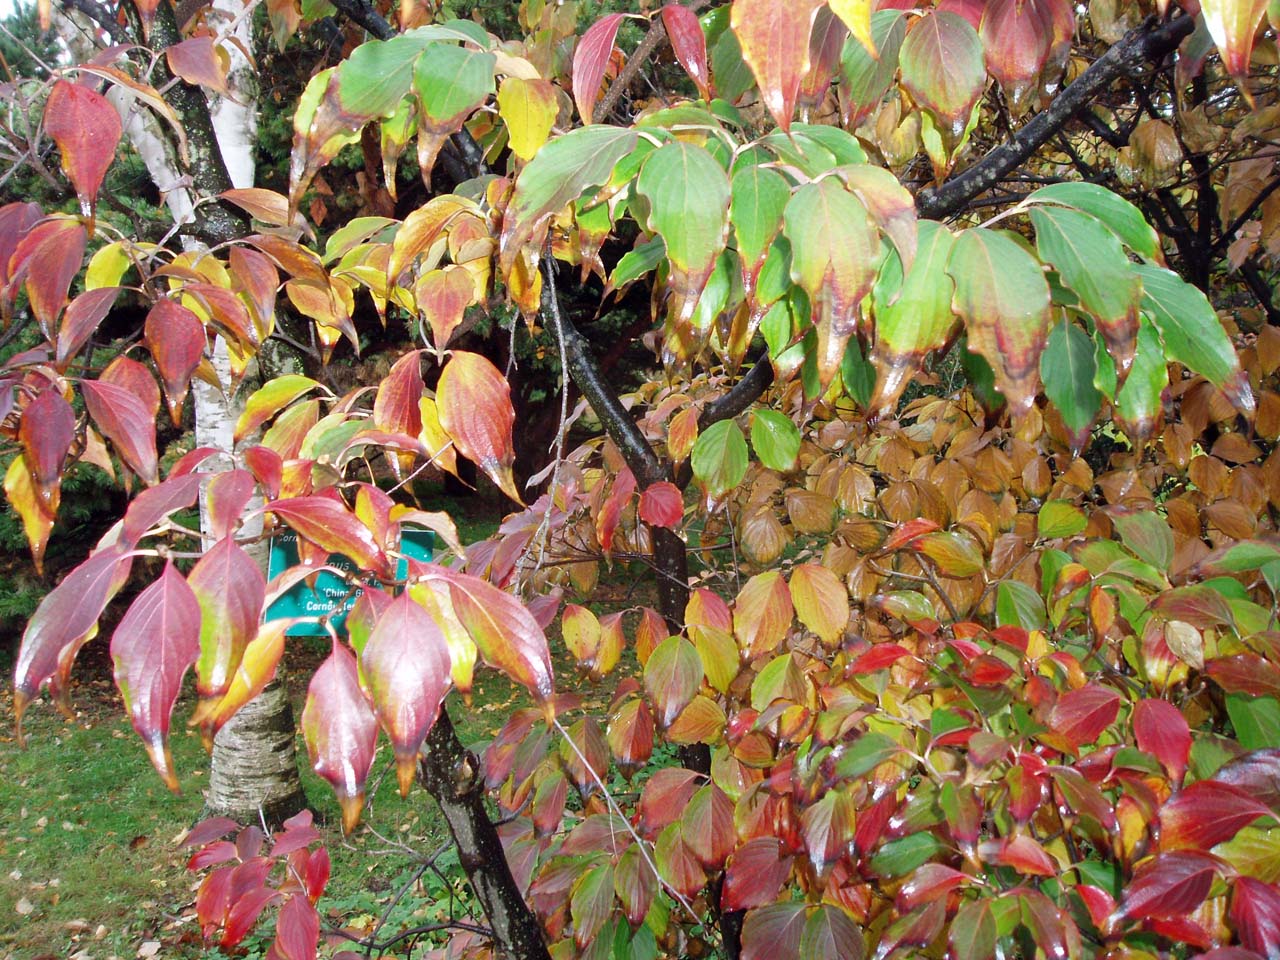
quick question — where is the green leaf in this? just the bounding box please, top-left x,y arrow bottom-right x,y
750,410 -> 801,471
870,832 -> 944,879
783,179 -> 879,394
413,44 -> 496,182
691,420 -> 749,502
1037,500 -> 1087,539
499,126 -> 639,279
1113,510 -> 1174,570
997,581 -> 1046,630
870,221 -> 955,415
730,164 -> 791,301
1226,695 -> 1280,752
899,11 -> 986,141
1031,205 -> 1142,375
839,10 -> 908,128
636,141 -> 732,361
1114,319 -> 1169,446
948,229 -> 1051,414
841,337 -> 876,408
1135,263 -> 1253,414
834,731 -> 903,780
607,236 -> 667,293
644,635 -> 703,728
1040,318 -> 1101,449
1028,181 -> 1163,263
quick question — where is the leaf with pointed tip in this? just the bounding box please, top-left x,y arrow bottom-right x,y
372,351 -> 423,438
1201,0 -> 1269,81
437,351 -> 520,504
724,838 -> 792,912
81,379 -> 159,485
635,141 -> 731,354
783,178 -> 878,394
644,635 -> 702,729
947,229 -> 1051,414
979,0 -> 1054,113
1113,319 -> 1169,446
789,564 -> 848,643
750,409 -> 800,471
301,642 -> 377,834
836,164 -> 917,270
57,286 -> 120,368
801,904 -> 864,960
1046,683 -> 1121,751
949,897 -> 998,960
741,901 -> 806,960
205,471 -> 255,542
573,13 -> 625,121
19,387 -> 74,513
1032,205 -> 1142,377
500,125 -> 638,280
268,496 -> 388,576
1041,319 -> 1101,451
638,481 -> 683,529
900,11 -> 986,142
166,35 -> 229,94
189,536 -> 266,710
663,4 -> 712,99
1160,780 -> 1271,851
360,592 -> 451,795
570,863 -> 615,948
416,267 -> 473,350
5,455 -> 54,573
412,44 -> 496,182
203,620 -> 287,735
120,473 -> 203,547
425,567 -> 555,705
870,221 -> 955,415
1135,263 -> 1253,414
827,0 -> 874,56
607,698 -> 654,774
1133,699 -> 1191,784
145,300 -> 206,425
111,563 -> 201,791
10,218 -> 86,336
44,80 -> 121,225
838,9 -> 907,128
730,0 -> 824,131
1118,851 -> 1221,920
236,375 -> 320,443
614,844 -> 656,928
1231,877 -> 1280,957
690,419 -> 748,503
730,164 -> 790,303
497,77 -> 558,162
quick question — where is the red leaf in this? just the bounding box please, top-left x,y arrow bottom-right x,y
184,817 -> 239,848
222,885 -> 279,948
187,839 -> 239,870
121,472 -> 203,545
0,200 -> 41,300
730,0 -> 825,132
741,901 -> 806,960
304,846 -> 329,902
882,517 -> 940,552
57,286 -> 119,368
169,446 -> 220,478
436,351 -> 521,504
572,13 -> 625,121
274,893 -> 320,960
243,445 -> 284,499
683,783 -> 735,869
10,217 -> 86,335
166,36 -> 229,94
44,80 -> 122,223
195,865 -> 234,937
1047,683 -> 1121,751
1206,654 -> 1280,699
206,470 -> 256,541
417,267 -> 473,350
1073,884 -> 1115,932
19,387 -> 74,510
1231,877 -> 1280,958
723,837 -> 793,912
848,643 -> 913,674
145,300 -> 206,425
13,547 -> 133,739
1214,750 -> 1280,814
595,468 -> 636,557
81,378 -> 159,484
996,834 -> 1057,876
372,351 -> 423,438
637,768 -> 700,839
1133,698 -> 1191,785
964,653 -> 1015,686
638,480 -> 683,529
359,592 -> 452,796
662,4 -> 711,100
895,863 -> 969,911
267,496 -> 388,576
979,0 -> 1054,112
1159,780 -> 1271,851
1118,850 -> 1221,921
189,536 -> 266,707
607,698 -> 654,776
614,844 -> 656,928
110,562 -> 201,790
301,642 -> 378,834
423,566 -> 555,706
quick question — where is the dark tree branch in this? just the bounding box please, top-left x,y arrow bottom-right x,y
916,13 -> 1196,221
698,355 -> 775,432
62,0 -> 129,44
418,711 -> 551,960
1241,257 -> 1280,327
1212,176 -> 1280,257
329,0 -> 394,39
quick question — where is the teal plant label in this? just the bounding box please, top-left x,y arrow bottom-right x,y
265,529 -> 434,635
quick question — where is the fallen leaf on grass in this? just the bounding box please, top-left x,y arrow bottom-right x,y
15,896 -> 34,915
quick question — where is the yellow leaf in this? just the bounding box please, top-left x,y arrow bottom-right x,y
827,0 -> 876,56
497,77 -> 558,162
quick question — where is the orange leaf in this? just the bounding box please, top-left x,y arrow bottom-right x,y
437,350 -> 522,504
730,0 -> 825,132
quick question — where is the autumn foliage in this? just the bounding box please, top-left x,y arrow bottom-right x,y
5,0 -> 1280,958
